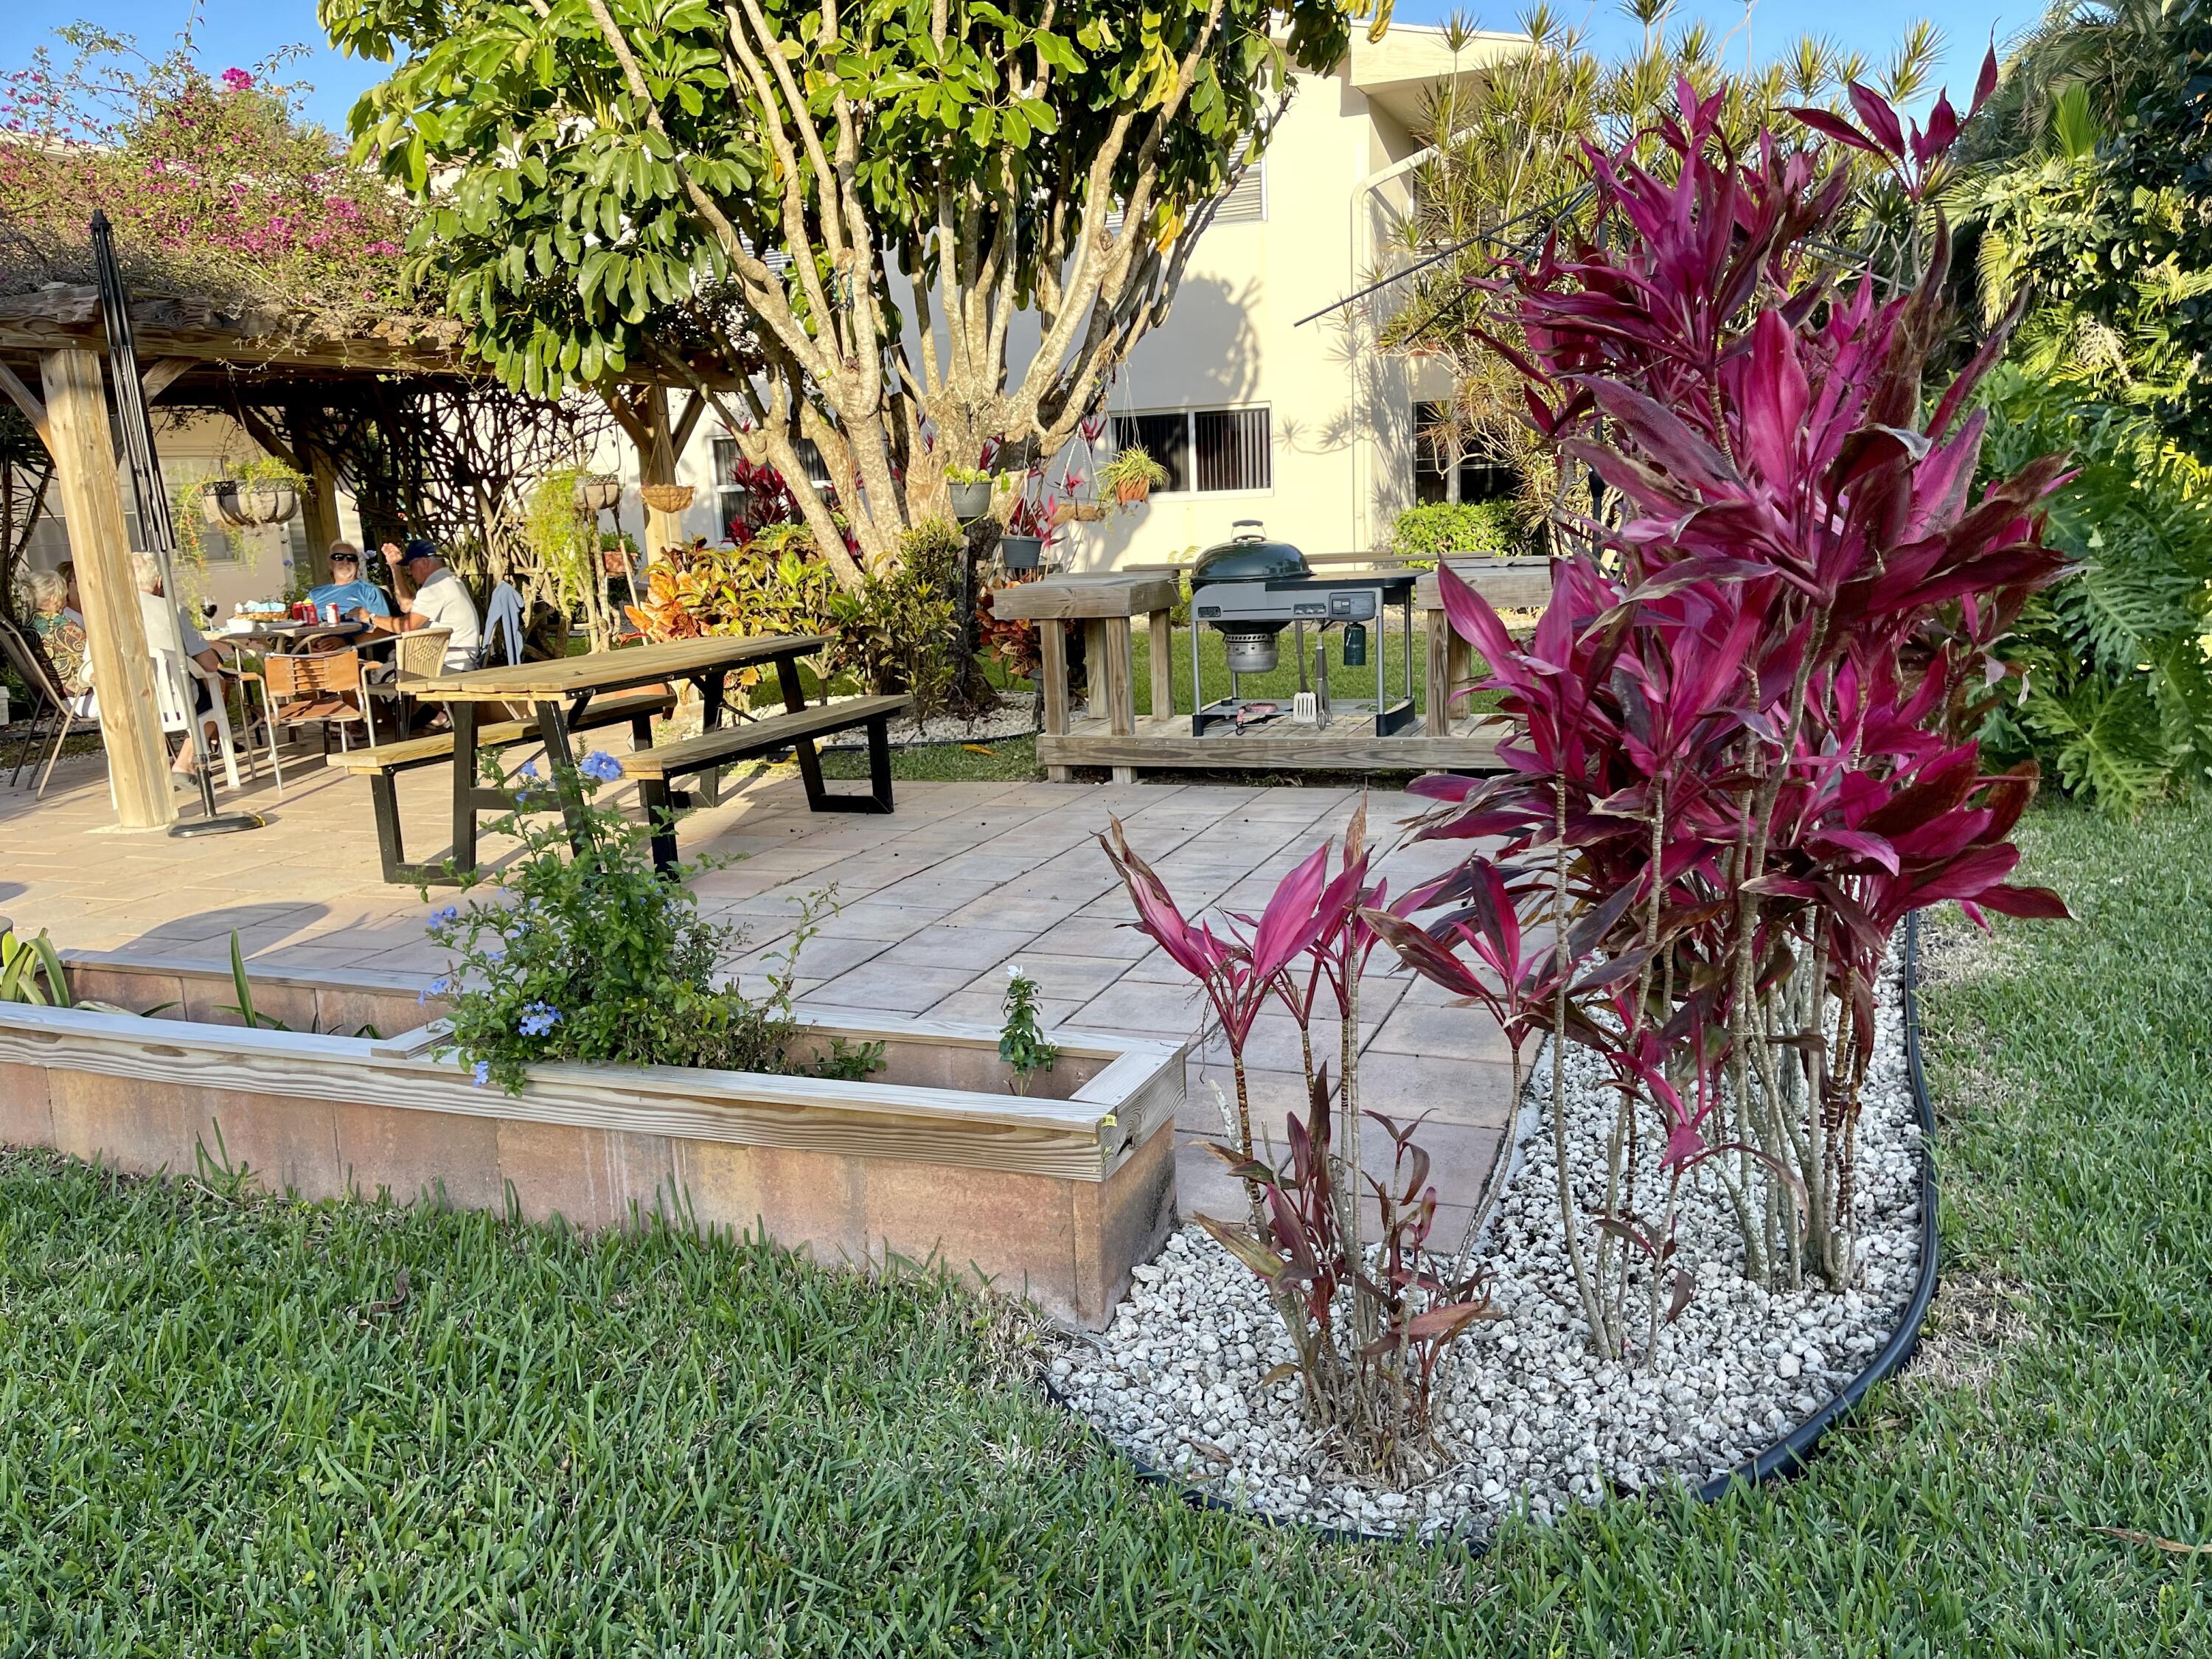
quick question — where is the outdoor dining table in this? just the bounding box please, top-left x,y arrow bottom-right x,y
216,619 -> 373,650
407,632 -> 832,877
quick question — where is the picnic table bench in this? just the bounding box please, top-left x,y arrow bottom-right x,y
342,633 -> 908,884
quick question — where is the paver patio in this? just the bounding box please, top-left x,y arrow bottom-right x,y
1,742 -> 1514,1237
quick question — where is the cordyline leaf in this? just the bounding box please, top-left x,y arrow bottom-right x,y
1192,1213 -> 1292,1284
1666,1269 -> 1696,1324
1972,883 -> 2070,919
1787,105 -> 1884,156
1846,81 -> 1906,158
1393,1300 -> 1504,1347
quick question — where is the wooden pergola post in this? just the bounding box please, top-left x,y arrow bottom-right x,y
299,442 -> 342,585
39,347 -> 175,829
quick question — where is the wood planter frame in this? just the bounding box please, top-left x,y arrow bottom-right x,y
0,953 -> 1185,1328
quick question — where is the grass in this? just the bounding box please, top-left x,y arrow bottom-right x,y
2,802 -> 2208,1653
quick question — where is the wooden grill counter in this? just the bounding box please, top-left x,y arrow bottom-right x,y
995,557 -> 1547,781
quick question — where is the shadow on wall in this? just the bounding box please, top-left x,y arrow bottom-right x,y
1066,274 -> 1265,571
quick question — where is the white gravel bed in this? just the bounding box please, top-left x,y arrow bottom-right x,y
1053,955 -> 1924,1539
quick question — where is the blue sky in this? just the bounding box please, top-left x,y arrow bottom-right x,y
11,0 -> 2051,131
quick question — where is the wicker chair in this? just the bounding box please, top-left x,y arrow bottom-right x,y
260,648 -> 379,795
366,626 -> 452,735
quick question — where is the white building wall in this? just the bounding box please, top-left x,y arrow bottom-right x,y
656,26 -> 1512,570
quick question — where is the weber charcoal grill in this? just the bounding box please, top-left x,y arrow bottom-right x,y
1188,521 -> 1417,737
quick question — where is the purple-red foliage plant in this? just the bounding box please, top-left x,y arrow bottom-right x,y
1387,66 -> 2073,1358
1102,810 -> 1500,1476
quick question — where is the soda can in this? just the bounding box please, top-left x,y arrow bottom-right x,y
324,602 -> 341,626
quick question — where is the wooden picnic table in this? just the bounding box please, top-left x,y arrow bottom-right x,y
408,633 -> 831,877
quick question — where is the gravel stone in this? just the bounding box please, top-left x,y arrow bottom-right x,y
1059,952 -> 1924,1540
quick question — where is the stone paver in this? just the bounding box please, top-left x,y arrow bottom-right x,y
1,740 -> 1514,1210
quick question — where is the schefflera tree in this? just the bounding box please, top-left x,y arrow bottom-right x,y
1372,69 -> 2075,1361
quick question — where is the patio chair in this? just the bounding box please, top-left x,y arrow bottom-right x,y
154,647 -> 248,794
0,614 -> 95,796
258,647 -> 379,796
365,625 -> 451,736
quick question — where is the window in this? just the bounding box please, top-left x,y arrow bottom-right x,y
1413,400 -> 1513,505
1110,406 -> 1271,495
1108,159 -> 1265,232
713,434 -> 832,539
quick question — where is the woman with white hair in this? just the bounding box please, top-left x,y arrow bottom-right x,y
17,568 -> 90,697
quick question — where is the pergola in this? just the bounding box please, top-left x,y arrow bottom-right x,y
0,285 -> 720,831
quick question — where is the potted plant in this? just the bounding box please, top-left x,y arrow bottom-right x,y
199,456 -> 305,529
999,534 -> 1043,572
572,473 -> 623,515
945,465 -> 997,522
1095,445 -> 1169,507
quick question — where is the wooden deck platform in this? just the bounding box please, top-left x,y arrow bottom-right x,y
1037,709 -> 1509,773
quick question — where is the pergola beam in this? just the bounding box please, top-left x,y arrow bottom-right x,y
0,358 -> 49,448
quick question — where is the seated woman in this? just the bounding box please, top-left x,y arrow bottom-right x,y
18,568 -> 90,700
306,543 -> 392,618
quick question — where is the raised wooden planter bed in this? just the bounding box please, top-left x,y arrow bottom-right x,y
0,952 -> 1184,1328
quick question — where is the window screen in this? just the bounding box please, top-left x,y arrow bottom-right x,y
1110,407 -> 1269,495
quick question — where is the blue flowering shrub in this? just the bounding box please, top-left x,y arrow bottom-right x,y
423,751 -> 856,1093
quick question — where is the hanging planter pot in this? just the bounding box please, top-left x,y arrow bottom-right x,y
999,535 -> 1043,573
639,482 -> 695,515
573,474 -> 623,515
234,480 -> 299,526
199,481 -> 248,529
948,477 -> 995,521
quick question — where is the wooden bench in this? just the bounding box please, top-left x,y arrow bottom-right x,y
332,686 -> 675,883
626,694 -> 911,871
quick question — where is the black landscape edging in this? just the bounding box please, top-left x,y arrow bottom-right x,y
1046,909 -> 1944,1547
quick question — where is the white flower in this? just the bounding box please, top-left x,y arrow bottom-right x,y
1006,961 -> 1024,979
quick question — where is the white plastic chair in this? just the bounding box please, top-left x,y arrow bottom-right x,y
153,647 -> 246,793
481,582 -> 526,668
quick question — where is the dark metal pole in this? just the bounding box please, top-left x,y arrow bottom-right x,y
90,210 -> 265,836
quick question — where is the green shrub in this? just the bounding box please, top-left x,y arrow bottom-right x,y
1979,366 -> 2212,812
424,756 -> 858,1093
1385,499 -> 1522,561
826,519 -> 963,720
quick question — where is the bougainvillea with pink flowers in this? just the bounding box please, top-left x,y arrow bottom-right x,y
0,29 -> 415,323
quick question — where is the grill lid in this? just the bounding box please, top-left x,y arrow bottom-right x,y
1191,520 -> 1310,587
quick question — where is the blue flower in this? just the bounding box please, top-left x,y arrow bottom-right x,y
517,1001 -> 561,1037
427,905 -> 459,931
579,750 -> 625,783
419,975 -> 452,1004
518,760 -> 540,782
471,1059 -> 491,1087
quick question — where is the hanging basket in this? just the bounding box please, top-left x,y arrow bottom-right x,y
573,474 -> 623,514
236,481 -> 299,526
639,482 -> 695,515
199,482 -> 248,529
999,535 -> 1043,573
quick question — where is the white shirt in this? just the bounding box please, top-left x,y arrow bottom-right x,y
406,568 -> 481,671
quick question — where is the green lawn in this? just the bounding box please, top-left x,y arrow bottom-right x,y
1,804 -> 2207,1653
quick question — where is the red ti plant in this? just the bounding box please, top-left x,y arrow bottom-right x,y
1199,1070 -> 1500,1477
1383,65 -> 2071,1355
1099,818 -> 1326,1217
1105,807 -> 1499,1473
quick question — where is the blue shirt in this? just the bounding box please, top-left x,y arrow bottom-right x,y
307,578 -> 392,618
